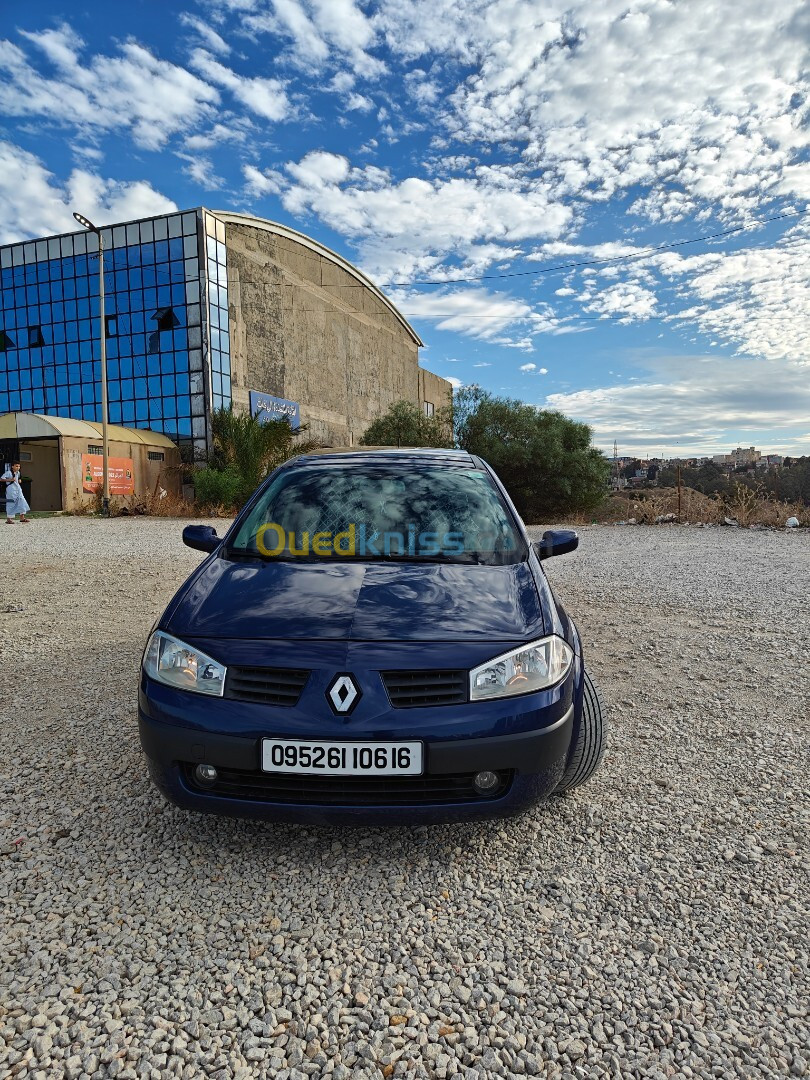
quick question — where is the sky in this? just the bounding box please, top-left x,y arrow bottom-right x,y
1,0 -> 809,458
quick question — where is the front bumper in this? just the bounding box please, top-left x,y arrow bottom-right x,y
138,701 -> 575,826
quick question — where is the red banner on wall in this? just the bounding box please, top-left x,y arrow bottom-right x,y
82,455 -> 135,495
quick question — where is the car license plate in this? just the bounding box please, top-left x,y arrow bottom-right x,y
261,739 -> 423,776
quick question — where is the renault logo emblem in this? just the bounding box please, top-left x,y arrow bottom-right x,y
327,674 -> 361,715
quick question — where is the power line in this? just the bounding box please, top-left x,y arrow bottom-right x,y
381,207 -> 810,286
223,205 -> 810,288
91,204 -> 807,292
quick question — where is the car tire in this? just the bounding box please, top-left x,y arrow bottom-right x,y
555,670 -> 606,792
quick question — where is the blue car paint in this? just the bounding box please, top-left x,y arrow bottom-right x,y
139,449 -> 587,825
163,558 -> 549,641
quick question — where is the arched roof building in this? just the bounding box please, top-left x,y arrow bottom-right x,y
0,208 -> 450,458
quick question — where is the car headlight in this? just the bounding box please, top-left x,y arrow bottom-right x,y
470,635 -> 573,701
143,631 -> 226,697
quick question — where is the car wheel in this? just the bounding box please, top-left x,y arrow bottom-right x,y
555,670 -> 606,792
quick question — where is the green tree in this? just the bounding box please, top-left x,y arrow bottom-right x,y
769,456 -> 810,504
195,407 -> 318,510
452,387 -> 609,520
359,399 -> 453,448
658,461 -> 728,496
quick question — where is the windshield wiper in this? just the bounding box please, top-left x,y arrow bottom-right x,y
226,549 -> 326,562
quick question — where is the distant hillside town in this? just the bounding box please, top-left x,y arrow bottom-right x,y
611,446 -> 792,490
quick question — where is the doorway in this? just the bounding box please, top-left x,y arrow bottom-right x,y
19,439 -> 63,511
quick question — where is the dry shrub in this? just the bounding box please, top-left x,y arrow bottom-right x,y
548,484 -> 808,528
713,483 -> 808,526
140,490 -> 199,517
63,494 -> 92,516
66,486 -> 229,519
595,487 -> 716,524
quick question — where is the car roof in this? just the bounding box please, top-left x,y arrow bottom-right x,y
294,446 -> 479,468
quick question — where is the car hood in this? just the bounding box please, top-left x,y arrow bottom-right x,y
165,556 -> 547,642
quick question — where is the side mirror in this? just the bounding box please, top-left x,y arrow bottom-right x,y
183,525 -> 219,553
534,529 -> 578,560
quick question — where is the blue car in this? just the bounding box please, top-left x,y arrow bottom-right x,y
139,447 -> 606,825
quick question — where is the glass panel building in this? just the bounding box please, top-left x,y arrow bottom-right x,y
2,207 -> 452,457
0,208 -> 229,458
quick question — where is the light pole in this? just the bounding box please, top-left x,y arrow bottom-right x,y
73,212 -> 109,516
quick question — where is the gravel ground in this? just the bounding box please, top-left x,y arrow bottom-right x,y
1,517 -> 808,1080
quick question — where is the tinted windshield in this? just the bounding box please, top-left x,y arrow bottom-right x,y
229,464 -> 525,565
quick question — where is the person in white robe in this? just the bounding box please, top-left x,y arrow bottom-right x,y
2,462 -> 30,523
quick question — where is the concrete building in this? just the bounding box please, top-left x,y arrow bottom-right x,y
0,209 -> 451,460
713,447 -> 761,467
0,411 -> 180,512
730,446 -> 761,467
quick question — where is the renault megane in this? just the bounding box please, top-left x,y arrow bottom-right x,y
138,447 -> 606,824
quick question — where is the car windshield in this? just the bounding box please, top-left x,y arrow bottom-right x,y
228,464 -> 525,565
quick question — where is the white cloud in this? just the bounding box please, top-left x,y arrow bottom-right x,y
179,154 -> 225,190
346,92 -> 374,112
520,363 -> 536,372
404,68 -> 441,105
473,361 -> 492,367
190,50 -> 290,121
583,281 -> 658,323
445,376 -> 463,389
241,0 -> 384,77
0,141 -> 177,244
547,217 -> 810,362
390,287 -> 534,340
243,163 -> 283,197
72,145 -> 104,164
545,353 -> 810,456
329,71 -> 356,93
260,150 -> 572,281
184,121 -> 249,151
539,367 -> 548,374
223,0 -> 810,375
1,26 -> 219,150
388,286 -> 573,348
660,220 -> 810,363
376,0 -> 810,215
179,14 -> 231,55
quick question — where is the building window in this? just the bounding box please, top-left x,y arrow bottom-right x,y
147,451 -> 165,461
29,325 -> 45,347
105,315 -> 118,337
19,451 -> 32,462
87,445 -> 103,455
153,307 -> 180,331
423,401 -> 435,418
0,330 -> 14,351
148,307 -> 181,354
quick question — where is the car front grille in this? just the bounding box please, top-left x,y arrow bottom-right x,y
382,670 -> 468,708
182,764 -> 512,806
224,667 -> 309,706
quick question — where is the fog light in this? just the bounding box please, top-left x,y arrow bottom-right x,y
194,763 -> 218,787
473,770 -> 500,794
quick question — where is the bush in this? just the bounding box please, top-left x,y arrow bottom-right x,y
193,466 -> 244,511
454,386 -> 609,520
360,400 -> 452,448
195,407 -> 320,510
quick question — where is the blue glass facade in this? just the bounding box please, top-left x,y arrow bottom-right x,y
0,208 -> 230,455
